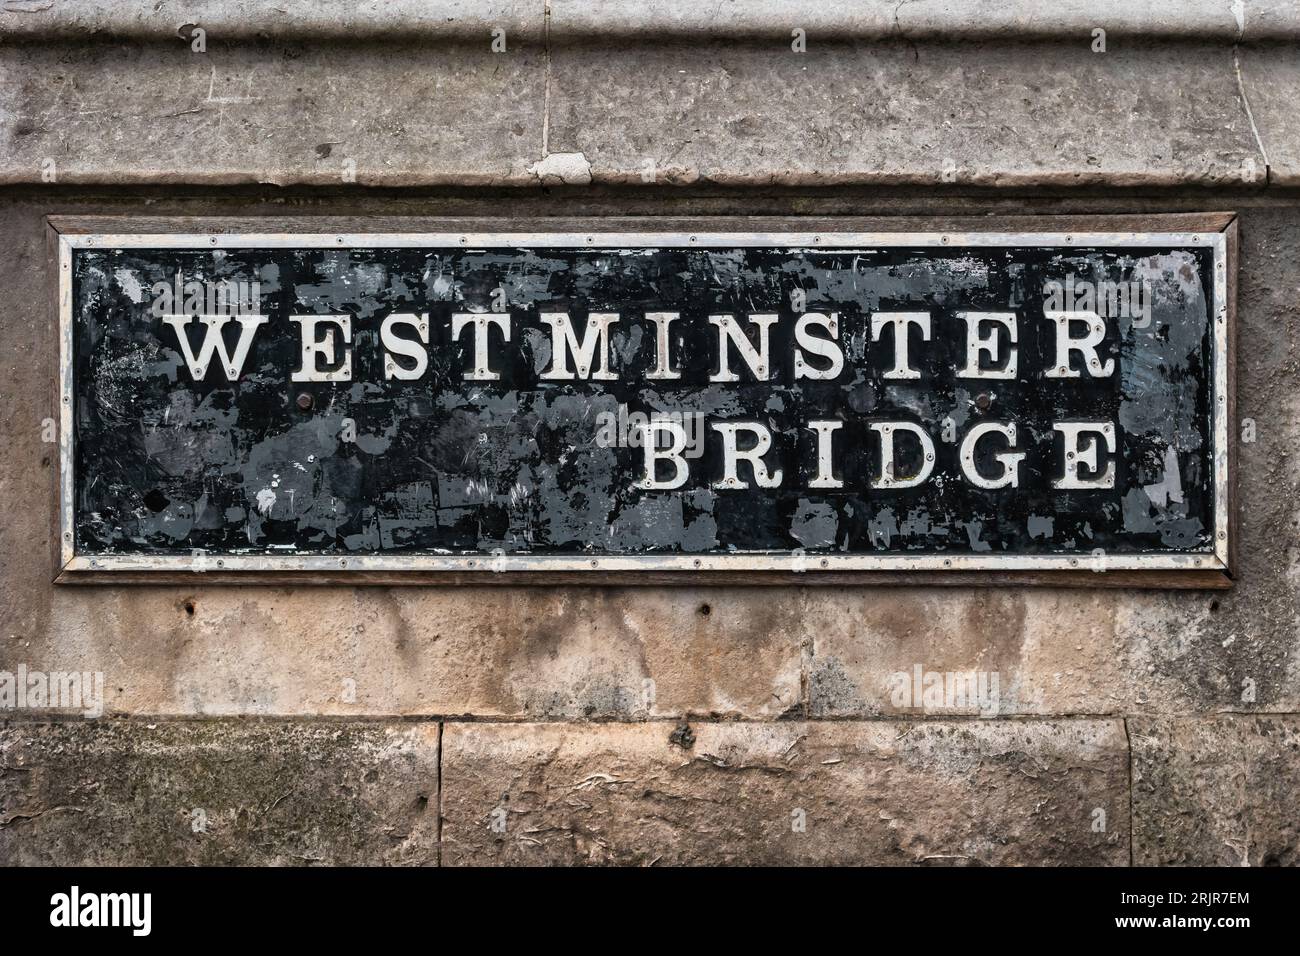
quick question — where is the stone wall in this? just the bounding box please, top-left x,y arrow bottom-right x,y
2,2 -> 1298,865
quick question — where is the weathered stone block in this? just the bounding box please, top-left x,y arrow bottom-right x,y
0,43 -> 546,187
0,719 -> 439,865
1239,47 -> 1300,187
547,41 -> 1263,188
7,586 -> 801,719
804,584 -> 1299,718
441,720 -> 1129,865
0,39 -> 1266,189
806,589 -> 1128,717
1131,716 -> 1300,866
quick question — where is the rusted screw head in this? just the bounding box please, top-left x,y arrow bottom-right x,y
296,392 -> 313,411
975,393 -> 992,411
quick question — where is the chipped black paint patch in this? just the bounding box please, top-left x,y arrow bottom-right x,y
69,242 -> 1219,560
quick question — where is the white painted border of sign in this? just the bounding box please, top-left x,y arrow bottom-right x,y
56,230 -> 1231,575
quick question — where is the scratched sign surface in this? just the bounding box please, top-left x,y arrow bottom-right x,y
60,231 -> 1229,573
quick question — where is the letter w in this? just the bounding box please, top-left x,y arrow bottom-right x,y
164,315 -> 268,381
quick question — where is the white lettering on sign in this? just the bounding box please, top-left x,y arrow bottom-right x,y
710,313 -> 777,382
960,422 -> 1025,489
161,307 -> 1124,491
713,421 -> 783,489
163,314 -> 268,380
290,315 -> 352,383
541,312 -> 619,380
1053,422 -> 1117,489
794,313 -> 844,380
452,313 -> 511,381
1044,311 -> 1114,378
958,311 -> 1018,379
381,313 -> 429,381
871,312 -> 931,379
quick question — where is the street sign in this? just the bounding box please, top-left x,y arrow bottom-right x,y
57,226 -> 1232,579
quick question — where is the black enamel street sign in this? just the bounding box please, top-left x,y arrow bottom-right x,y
57,227 -> 1231,577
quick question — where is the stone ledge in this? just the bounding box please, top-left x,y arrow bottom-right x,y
545,41 -> 1265,190
441,719 -> 1130,865
0,1 -> 540,44
0,43 -> 547,188
0,1 -> 1293,44
0,40 -> 1269,189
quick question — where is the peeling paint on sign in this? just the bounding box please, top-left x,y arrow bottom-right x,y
60,231 -> 1229,574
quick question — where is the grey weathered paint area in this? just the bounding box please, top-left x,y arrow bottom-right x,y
0,719 -> 440,865
68,238 -> 1222,565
